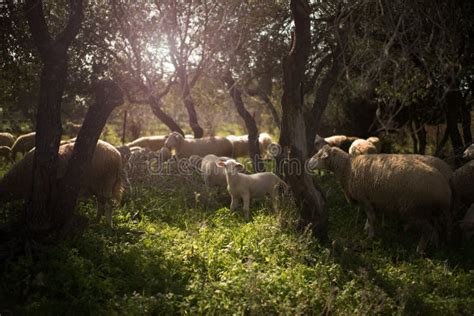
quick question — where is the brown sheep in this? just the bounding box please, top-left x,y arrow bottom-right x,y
165,132 -> 233,158
0,140 -> 123,227
126,135 -> 167,151
308,145 -> 452,254
11,132 -> 35,160
452,160 -> 474,207
0,132 -> 15,147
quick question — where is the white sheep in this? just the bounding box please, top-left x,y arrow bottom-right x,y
324,135 -> 359,152
463,144 -> 474,160
348,139 -> 378,156
0,132 -> 15,147
226,135 -> 249,158
259,133 -> 273,157
308,145 -> 452,254
366,136 -> 382,153
165,132 -> 233,158
126,135 -> 167,151
0,140 -> 123,227
217,159 -> 287,221
11,132 -> 35,160
200,154 -> 232,187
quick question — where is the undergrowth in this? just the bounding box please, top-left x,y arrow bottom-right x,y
0,170 -> 473,314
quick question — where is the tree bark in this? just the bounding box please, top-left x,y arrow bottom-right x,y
24,0 -> 84,236
306,37 -> 343,153
55,81 -> 124,231
223,70 -> 264,172
460,94 -> 472,146
177,66 -> 204,138
279,0 -> 327,241
149,96 -> 185,136
259,93 -> 281,128
444,89 -> 465,166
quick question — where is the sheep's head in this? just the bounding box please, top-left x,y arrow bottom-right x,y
216,159 -> 246,175
463,144 -> 474,161
188,155 -> 203,169
164,132 -> 184,152
308,145 -> 333,170
313,135 -> 329,154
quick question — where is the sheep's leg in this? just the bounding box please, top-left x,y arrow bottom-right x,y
416,220 -> 438,255
365,203 -> 377,238
242,194 -> 250,221
96,196 -> 105,222
230,195 -> 239,211
270,189 -> 278,213
105,199 -> 114,228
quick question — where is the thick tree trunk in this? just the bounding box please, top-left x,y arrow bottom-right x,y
55,81 -> 124,232
445,90 -> 465,166
223,70 -> 264,172
149,96 -> 185,136
177,66 -> 204,138
24,0 -> 84,236
27,59 -> 67,234
279,0 -> 327,241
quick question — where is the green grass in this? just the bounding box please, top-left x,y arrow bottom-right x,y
1,172 -> 474,314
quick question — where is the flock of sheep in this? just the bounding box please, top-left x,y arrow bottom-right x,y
0,130 -> 473,255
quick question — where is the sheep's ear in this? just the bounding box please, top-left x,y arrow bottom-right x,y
236,163 -> 245,172
216,161 -> 226,168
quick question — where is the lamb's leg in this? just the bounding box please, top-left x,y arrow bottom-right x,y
242,194 -> 250,221
230,195 -> 239,211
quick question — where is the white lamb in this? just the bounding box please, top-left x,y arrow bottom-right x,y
217,159 -> 287,221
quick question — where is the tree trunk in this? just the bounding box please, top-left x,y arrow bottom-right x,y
223,70 -> 264,172
177,66 -> 204,138
259,93 -> 281,128
445,89 -> 465,166
27,58 -> 67,234
460,94 -> 472,146
121,110 -> 127,145
149,96 -> 185,136
24,0 -> 84,236
279,0 -> 327,241
55,81 -> 124,232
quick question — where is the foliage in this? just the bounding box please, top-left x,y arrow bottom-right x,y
1,174 -> 473,314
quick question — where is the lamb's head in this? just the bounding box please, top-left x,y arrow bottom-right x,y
216,159 -> 246,175
463,144 -> 474,161
164,132 -> 183,152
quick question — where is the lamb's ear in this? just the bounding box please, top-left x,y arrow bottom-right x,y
216,161 -> 227,168
236,163 -> 246,172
